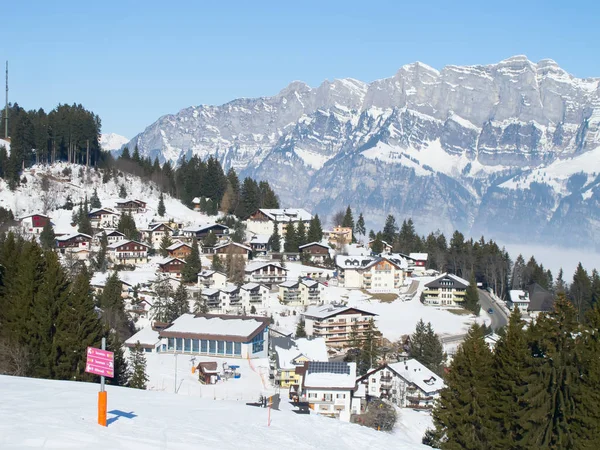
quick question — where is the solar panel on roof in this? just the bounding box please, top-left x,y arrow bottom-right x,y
307,361 -> 350,375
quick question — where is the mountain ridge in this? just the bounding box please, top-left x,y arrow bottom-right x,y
124,56 -> 600,249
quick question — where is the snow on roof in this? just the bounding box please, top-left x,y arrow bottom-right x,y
19,213 -> 50,220
304,362 -> 357,389
198,269 -> 216,278
425,272 -> 469,288
166,240 -> 190,251
275,338 -> 328,370
157,257 -> 186,266
509,289 -> 530,303
240,282 -> 262,291
303,304 -> 377,320
254,208 -> 312,222
107,240 -> 150,249
56,232 -> 92,241
214,241 -> 252,251
301,279 -> 319,288
409,253 -> 428,261
203,288 -> 220,296
388,359 -> 445,394
183,222 -> 228,233
89,208 -> 119,216
125,326 -> 161,348
335,255 -> 375,269
249,234 -> 270,244
220,284 -> 239,294
164,313 -> 266,339
299,241 -> 328,249
245,261 -> 287,273
279,280 -> 299,288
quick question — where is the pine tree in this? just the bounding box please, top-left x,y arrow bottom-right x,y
408,319 -> 427,361
283,222 -> 297,253
464,273 -> 481,315
53,268 -> 104,380
341,206 -> 354,234
370,236 -> 384,254
421,323 -> 446,376
170,283 -> 190,321
39,221 -> 56,250
119,184 -> 127,199
212,254 -> 223,272
90,188 -> 101,209
269,223 -> 281,252
117,212 -> 140,241
128,342 -> 148,389
570,262 -> 592,321
153,278 -> 174,322
554,268 -> 567,294
78,200 -> 93,236
307,215 -> 323,243
181,237 -> 201,283
202,231 -> 218,248
296,220 -> 307,247
356,213 -> 366,240
382,215 -> 398,245
157,191 -> 166,217
95,231 -> 108,272
432,325 -> 495,449
106,331 -> 130,386
295,319 -> 307,338
160,233 -> 173,257
98,272 -> 130,339
357,319 -> 379,375
120,146 -> 131,160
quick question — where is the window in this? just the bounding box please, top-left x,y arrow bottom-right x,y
217,341 -> 225,354
371,378 -> 376,383
201,340 -> 208,353
234,342 -> 241,356
184,339 -> 191,352
250,332 -> 264,354
309,393 -> 317,399
176,338 -> 183,351
336,394 -> 346,399
226,341 -> 233,355
192,339 -> 199,353
209,340 -> 216,354
167,338 -> 174,351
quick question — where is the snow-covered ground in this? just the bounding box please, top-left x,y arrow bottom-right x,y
0,375 -> 425,449
394,408 -> 433,445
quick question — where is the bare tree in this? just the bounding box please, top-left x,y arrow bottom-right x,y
0,339 -> 30,376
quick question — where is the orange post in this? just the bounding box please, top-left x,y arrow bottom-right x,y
98,391 -> 107,427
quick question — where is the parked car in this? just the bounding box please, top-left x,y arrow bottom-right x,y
487,308 -> 494,314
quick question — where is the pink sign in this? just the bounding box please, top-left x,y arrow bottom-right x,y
85,346 -> 115,378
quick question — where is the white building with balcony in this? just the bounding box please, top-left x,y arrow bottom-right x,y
244,261 -> 288,286
278,279 -> 325,306
508,289 -> 530,312
335,255 -> 406,292
197,270 -> 228,289
240,283 -> 269,310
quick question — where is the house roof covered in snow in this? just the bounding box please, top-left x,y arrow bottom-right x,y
240,282 -> 264,292
245,261 -> 287,273
299,242 -> 329,250
249,234 -> 270,245
125,326 -> 161,349
160,313 -> 269,342
107,240 -> 150,250
166,240 -> 191,251
182,223 -> 228,233
252,208 -> 312,222
302,304 -> 377,320
425,273 -> 469,289
303,361 -> 357,389
279,280 -> 299,288
275,338 -> 328,370
214,241 -> 252,251
386,359 -> 446,394
56,232 -> 92,241
409,253 -> 428,261
509,289 -> 529,304
157,257 -> 186,266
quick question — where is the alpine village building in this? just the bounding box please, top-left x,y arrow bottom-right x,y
302,305 -> 378,348
422,273 -> 469,306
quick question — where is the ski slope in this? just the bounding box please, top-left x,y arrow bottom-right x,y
0,375 -> 425,449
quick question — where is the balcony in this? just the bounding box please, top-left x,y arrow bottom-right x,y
249,295 -> 263,303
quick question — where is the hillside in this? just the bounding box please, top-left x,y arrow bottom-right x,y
0,375 -> 424,449
125,56 -> 600,249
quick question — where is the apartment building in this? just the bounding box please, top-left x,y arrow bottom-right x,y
302,304 -> 377,348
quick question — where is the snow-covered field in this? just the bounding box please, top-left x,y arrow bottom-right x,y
0,375 -> 425,449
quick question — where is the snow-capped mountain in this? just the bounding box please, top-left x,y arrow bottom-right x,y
126,56 -> 600,249
100,133 -> 129,152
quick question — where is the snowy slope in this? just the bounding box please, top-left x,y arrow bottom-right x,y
100,133 -> 129,152
0,375 -> 424,449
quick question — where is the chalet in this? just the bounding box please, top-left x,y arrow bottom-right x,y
158,257 -> 186,277
182,223 -> 229,240
115,199 -> 146,214
245,261 -> 288,286
158,313 -> 270,359
93,230 -> 126,246
302,305 -> 378,349
56,233 -> 92,253
240,283 -> 270,310
325,226 -> 353,246
90,274 -> 131,298
299,242 -> 330,264
357,359 -> 445,409
368,239 -> 393,254
248,234 -> 270,257
107,240 -> 150,265
88,208 -> 120,229
166,241 -> 192,259
196,361 -> 219,384
278,279 -> 325,306
140,223 -> 174,249
246,208 -> 312,237
422,273 -> 469,306
298,361 -> 358,422
124,326 -> 161,352
213,241 -> 252,259
19,213 -> 50,234
336,255 -> 407,292
508,289 -> 530,312
273,337 -> 328,390
409,253 -> 428,273
197,270 -> 227,289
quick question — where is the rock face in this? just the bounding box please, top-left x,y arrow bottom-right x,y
126,56 -> 600,249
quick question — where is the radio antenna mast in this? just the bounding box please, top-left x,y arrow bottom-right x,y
4,61 -> 7,139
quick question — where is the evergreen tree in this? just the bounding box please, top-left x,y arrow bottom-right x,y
171,283 -> 190,320
307,215 -> 323,243
591,269 -> 600,308
296,220 -> 307,248
202,231 -> 218,248
157,191 -> 166,217
78,201 -> 93,236
382,215 -> 398,244
95,231 -> 108,272
269,223 -> 281,252
90,188 -> 101,209
464,273 -> 481,315
128,342 -> 148,389
98,272 -> 130,339
356,213 -> 366,240
570,262 -> 592,321
432,325 -> 495,449
341,206 -> 354,235
212,254 -> 224,272
119,184 -> 127,199
181,237 -> 201,283
117,212 -> 140,241
295,319 -> 307,338
370,235 -> 384,254
283,222 -> 297,253
106,331 -> 130,386
421,322 -> 446,376
39,221 -> 56,250
259,181 -> 279,208
132,145 -> 141,163
357,319 -> 380,375
554,268 -> 567,294
160,233 -> 173,257
120,147 -> 131,160
53,268 -> 104,380
153,278 -> 174,322
408,319 -> 427,361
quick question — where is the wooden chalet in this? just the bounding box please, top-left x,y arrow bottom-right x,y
167,241 -> 193,259
158,257 -> 186,276
115,199 -> 147,213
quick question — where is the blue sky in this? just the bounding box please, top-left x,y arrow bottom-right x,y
2,1 -> 599,138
